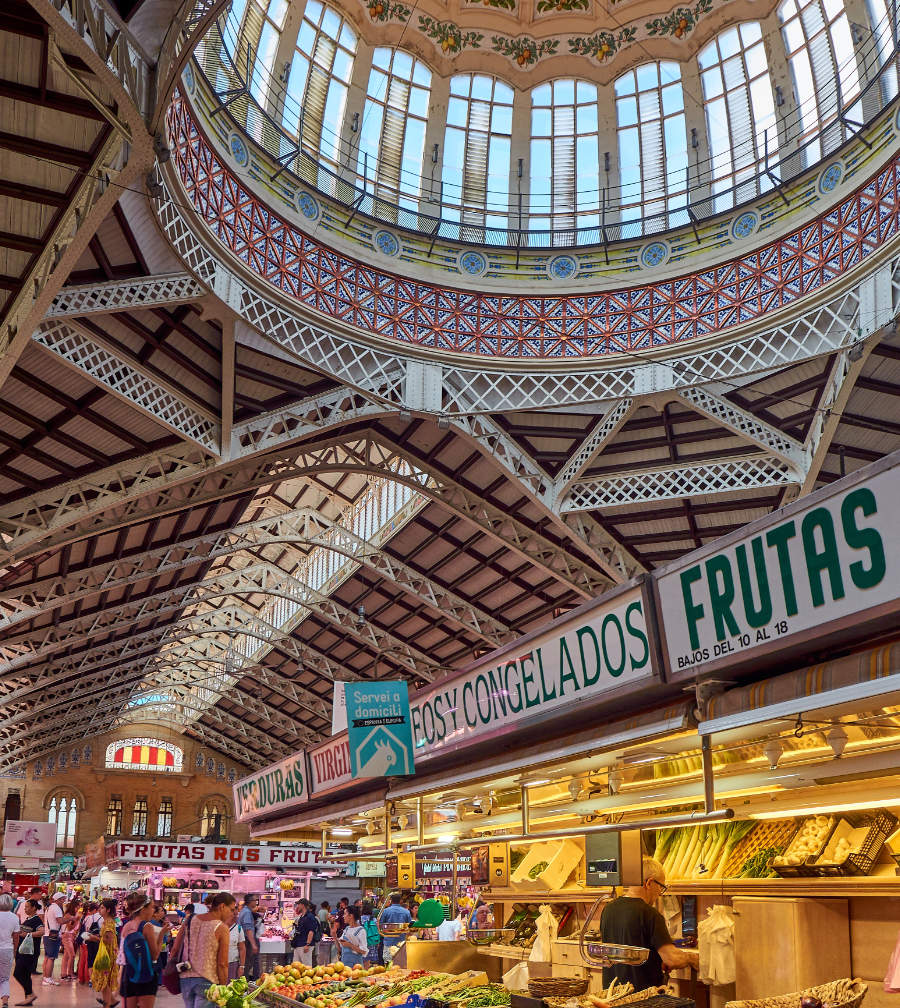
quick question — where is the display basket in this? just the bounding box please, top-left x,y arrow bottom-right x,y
528,977 -> 589,999
466,928 -> 516,947
810,810 -> 899,877
726,978 -> 867,1008
771,816 -> 837,878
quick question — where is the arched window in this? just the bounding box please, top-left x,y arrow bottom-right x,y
778,0 -> 860,164
105,738 -> 183,772
357,48 -> 432,220
698,24 -> 779,211
442,74 -> 513,232
132,796 -> 149,837
615,62 -> 688,231
864,0 -> 898,101
245,0 -> 289,110
48,795 -> 78,849
529,79 -> 601,235
200,799 -> 230,840
157,797 -> 174,838
106,796 -> 123,836
283,0 -> 356,181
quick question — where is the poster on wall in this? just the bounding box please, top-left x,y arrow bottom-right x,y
2,821 -> 57,860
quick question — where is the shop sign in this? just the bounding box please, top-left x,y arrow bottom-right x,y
656,456 -> 899,679
233,751 -> 308,822
410,583 -> 653,759
309,736 -> 353,795
345,681 -> 415,778
106,841 -> 354,871
356,860 -> 386,876
2,821 -> 57,860
419,853 -> 472,879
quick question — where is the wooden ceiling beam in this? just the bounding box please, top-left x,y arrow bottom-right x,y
0,77 -> 105,120
0,178 -> 66,207
0,129 -> 94,167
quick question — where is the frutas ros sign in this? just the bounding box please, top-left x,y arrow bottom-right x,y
233,752 -> 307,822
656,455 -> 898,678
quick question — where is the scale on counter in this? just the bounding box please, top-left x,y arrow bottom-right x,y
579,830 -> 650,966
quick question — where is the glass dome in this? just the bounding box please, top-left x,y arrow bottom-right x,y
192,0 -> 900,246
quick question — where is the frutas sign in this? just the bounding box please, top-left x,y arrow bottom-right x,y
233,752 -> 307,822
410,584 -> 654,758
656,456 -> 898,678
107,841 -> 350,870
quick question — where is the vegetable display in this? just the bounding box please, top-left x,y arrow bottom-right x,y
654,820 -> 757,880
206,976 -> 262,1008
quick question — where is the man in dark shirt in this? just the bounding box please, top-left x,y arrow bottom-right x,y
599,857 -> 698,990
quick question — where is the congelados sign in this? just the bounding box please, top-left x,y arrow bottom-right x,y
656,456 -> 899,678
233,752 -> 307,822
410,583 -> 654,758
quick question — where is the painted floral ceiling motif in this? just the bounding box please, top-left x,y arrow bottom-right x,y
362,0 -> 747,70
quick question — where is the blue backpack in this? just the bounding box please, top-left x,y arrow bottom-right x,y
123,921 -> 155,984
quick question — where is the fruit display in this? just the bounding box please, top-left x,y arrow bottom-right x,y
258,964 -> 497,1008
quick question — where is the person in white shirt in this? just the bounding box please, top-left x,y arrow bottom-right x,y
0,893 -> 21,1008
436,914 -> 464,942
15,892 -> 42,927
42,893 -> 65,986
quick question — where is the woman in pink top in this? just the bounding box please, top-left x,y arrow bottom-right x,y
169,893 -> 236,1008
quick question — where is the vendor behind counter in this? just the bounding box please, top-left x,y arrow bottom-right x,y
599,858 -> 699,989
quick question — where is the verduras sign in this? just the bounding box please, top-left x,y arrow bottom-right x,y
233,752 -> 307,822
410,583 -> 654,758
107,841 -> 351,870
656,455 -> 899,679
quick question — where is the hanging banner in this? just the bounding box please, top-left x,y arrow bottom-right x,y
345,680 -> 415,778
332,681 -> 347,735
309,736 -> 353,795
84,836 -> 107,869
2,821 -> 57,860
233,751 -> 308,822
655,454 -> 900,680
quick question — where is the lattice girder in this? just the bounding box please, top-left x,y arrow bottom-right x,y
0,507 -> 514,646
33,319 -> 221,452
564,456 -> 798,509
0,559 -> 436,679
46,274 -> 206,318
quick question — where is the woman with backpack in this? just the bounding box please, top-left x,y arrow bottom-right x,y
117,892 -> 166,1008
170,892 -> 236,1008
91,899 -> 120,1008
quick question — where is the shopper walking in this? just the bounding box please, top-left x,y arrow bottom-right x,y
59,904 -> 79,982
12,899 -> 44,1007
149,907 -> 170,982
0,894 -> 20,1008
41,893 -> 65,987
172,892 -> 235,1008
291,902 -> 318,967
316,904 -> 333,966
89,900 -> 119,1008
237,896 -> 259,982
119,892 -> 167,1008
377,894 -> 411,962
226,913 -> 244,982
336,908 -> 367,969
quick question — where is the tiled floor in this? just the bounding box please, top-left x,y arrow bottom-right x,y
3,973 -> 182,1008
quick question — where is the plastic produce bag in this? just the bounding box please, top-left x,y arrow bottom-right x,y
503,962 -> 530,992
884,928 -> 900,992
698,905 -> 735,986
529,904 -> 558,964
94,941 -> 112,972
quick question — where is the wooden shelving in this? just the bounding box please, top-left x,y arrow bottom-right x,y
667,875 -> 900,898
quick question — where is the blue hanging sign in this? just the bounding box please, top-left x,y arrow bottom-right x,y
345,681 -> 415,778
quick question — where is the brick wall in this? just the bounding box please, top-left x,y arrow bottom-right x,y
0,722 -> 255,856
